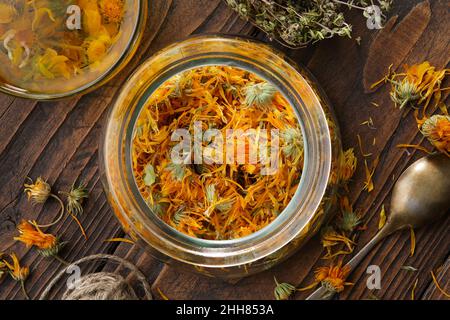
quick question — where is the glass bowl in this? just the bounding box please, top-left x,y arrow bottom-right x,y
0,0 -> 147,100
100,35 -> 342,279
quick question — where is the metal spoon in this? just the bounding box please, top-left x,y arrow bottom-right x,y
306,153 -> 450,300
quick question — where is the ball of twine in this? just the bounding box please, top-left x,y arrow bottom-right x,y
40,254 -> 152,300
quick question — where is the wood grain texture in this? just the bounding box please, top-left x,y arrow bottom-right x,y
0,0 -> 448,300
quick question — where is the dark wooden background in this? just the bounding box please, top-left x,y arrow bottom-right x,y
0,0 -> 448,300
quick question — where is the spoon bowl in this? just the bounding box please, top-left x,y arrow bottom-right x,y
388,153 -> 450,231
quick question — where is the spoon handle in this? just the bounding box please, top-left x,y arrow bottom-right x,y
305,227 -> 391,300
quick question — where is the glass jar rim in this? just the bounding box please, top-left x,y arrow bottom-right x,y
102,35 -> 333,267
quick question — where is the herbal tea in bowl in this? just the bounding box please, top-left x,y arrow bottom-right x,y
100,35 -> 342,279
0,0 -> 147,100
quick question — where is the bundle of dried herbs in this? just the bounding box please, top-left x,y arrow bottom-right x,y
224,0 -> 393,48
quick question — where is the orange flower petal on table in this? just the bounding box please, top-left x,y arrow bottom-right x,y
3,253 -> 29,282
14,220 -> 58,251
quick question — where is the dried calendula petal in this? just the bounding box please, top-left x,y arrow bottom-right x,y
0,3 -> 17,24
378,205 -> 386,230
430,271 -> 450,298
61,183 -> 89,216
3,253 -> 30,299
409,226 -> 416,257
3,253 -> 29,282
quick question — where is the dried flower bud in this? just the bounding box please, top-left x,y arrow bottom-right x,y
274,278 -> 296,300
338,196 -> 361,233
14,220 -> 62,257
62,183 -> 89,216
24,177 -> 51,204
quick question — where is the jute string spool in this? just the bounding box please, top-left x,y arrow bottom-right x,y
40,254 -> 152,300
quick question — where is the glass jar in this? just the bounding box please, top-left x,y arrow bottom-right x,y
0,0 -> 147,100
100,35 -> 342,279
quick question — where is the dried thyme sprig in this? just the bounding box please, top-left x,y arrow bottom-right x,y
224,0 -> 393,48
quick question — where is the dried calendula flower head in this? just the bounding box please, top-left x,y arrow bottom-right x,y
61,183 -> 89,216
389,79 -> 420,109
339,148 -> 357,183
274,277 -> 296,300
281,127 -> 304,165
338,196 -> 361,233
24,177 -> 51,204
0,3 -> 17,24
315,262 -> 352,294
99,0 -> 125,23
421,115 -> 450,155
4,253 -> 29,282
83,34 -> 112,64
14,220 -> 62,257
244,82 -> 277,111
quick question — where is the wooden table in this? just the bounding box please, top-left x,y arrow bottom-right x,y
0,0 -> 448,300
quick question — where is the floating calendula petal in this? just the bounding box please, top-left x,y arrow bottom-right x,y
0,3 -> 17,24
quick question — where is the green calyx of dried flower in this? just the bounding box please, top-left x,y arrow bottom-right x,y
143,164 -> 157,186
61,183 -> 89,216
38,239 -> 66,258
244,82 -> 277,111
338,211 -> 362,233
274,277 -> 296,300
389,79 -> 420,109
166,162 -> 187,181
172,206 -> 187,225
